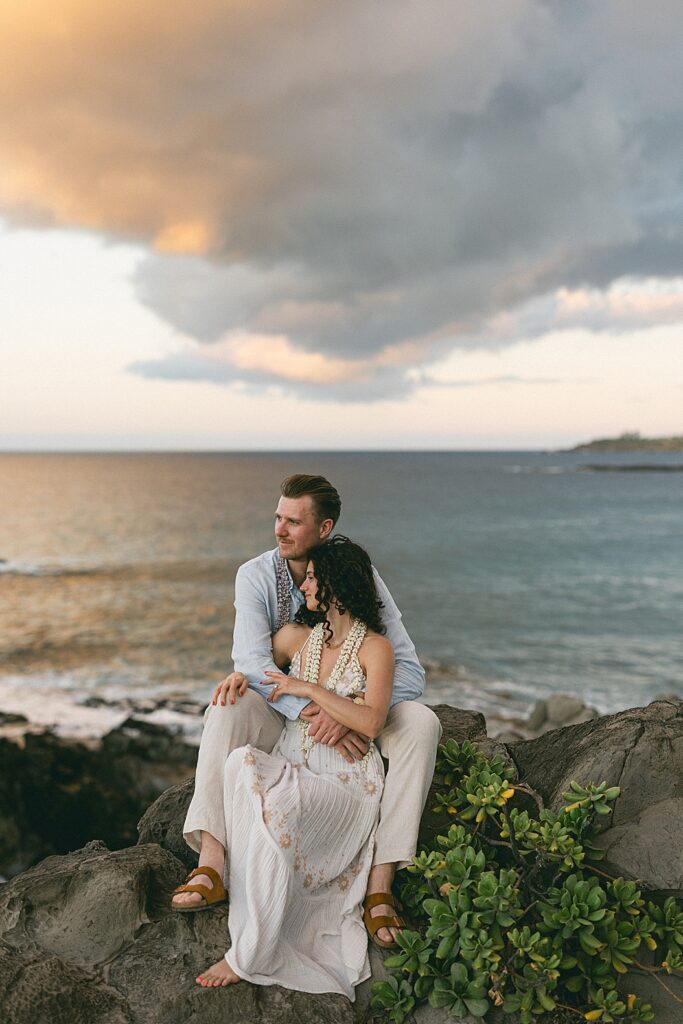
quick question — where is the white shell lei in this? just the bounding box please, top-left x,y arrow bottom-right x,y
297,619 -> 368,762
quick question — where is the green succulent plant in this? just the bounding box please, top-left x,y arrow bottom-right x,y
369,740 -> 681,1024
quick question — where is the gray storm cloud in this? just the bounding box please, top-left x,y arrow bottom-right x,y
1,0 -> 682,398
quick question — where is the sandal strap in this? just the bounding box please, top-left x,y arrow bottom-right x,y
172,882 -> 212,901
186,865 -> 224,889
363,892 -> 402,912
172,865 -> 226,903
363,910 -> 403,935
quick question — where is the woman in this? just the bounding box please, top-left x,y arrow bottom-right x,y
185,536 -> 394,997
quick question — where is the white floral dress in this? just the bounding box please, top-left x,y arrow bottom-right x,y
222,647 -> 384,999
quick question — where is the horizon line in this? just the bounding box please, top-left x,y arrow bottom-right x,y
0,446 -> 580,455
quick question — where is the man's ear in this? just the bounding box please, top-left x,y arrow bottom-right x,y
319,518 -> 334,540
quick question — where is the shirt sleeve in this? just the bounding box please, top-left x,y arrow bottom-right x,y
231,563 -> 309,721
373,567 -> 425,704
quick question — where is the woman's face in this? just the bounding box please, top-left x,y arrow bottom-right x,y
300,561 -> 320,610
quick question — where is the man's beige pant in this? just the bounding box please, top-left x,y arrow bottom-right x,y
184,689 -> 442,868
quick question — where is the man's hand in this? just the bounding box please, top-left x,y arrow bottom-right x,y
212,672 -> 248,705
300,702 -> 348,746
334,732 -> 370,764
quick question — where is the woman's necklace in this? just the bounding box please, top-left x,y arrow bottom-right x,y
303,619 -> 367,691
297,619 -> 368,761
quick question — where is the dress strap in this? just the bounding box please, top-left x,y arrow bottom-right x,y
293,630 -> 314,676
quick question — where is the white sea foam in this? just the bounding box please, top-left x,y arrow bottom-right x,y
0,678 -> 203,743
0,559 -> 96,577
0,560 -> 45,575
0,681 -> 129,739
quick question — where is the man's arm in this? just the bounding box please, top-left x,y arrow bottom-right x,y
373,567 -> 425,703
231,564 -> 309,721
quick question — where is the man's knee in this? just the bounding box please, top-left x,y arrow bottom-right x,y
395,701 -> 442,738
202,687 -> 267,739
381,701 -> 442,757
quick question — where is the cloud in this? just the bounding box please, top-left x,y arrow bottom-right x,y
129,332 -> 421,401
1,0 -> 682,398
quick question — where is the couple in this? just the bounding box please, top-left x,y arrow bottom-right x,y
172,474 -> 441,999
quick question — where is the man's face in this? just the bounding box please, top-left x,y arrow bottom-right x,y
274,495 -> 332,561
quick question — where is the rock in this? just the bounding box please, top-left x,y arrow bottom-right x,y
428,703 -> 486,741
0,840 -> 353,1024
494,729 -> 526,744
0,715 -> 198,877
0,711 -> 28,726
597,798 -> 682,892
545,694 -> 586,726
138,778 -> 196,870
0,942 -> 132,1024
619,964 -> 683,1024
509,697 -> 683,891
526,699 -> 547,731
2,700 -> 682,1024
0,840 -> 185,969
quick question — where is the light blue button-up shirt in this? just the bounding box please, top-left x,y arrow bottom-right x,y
231,547 -> 426,721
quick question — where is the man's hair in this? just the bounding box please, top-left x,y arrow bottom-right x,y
280,474 -> 341,525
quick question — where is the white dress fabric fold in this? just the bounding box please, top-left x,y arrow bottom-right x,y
223,649 -> 384,1000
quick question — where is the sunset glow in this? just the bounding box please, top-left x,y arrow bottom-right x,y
1,1 -> 681,449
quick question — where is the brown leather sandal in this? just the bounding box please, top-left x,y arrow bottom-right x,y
171,866 -> 227,912
363,892 -> 405,949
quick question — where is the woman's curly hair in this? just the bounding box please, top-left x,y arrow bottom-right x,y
294,535 -> 385,637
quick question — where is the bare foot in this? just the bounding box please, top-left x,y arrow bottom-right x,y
172,869 -> 223,909
196,959 -> 240,988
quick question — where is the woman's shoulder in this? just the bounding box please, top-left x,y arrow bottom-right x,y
274,622 -> 310,652
359,630 -> 394,659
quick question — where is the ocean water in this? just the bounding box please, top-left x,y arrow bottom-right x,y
1,451 -> 681,723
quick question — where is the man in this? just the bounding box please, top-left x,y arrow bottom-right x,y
177,474 -> 441,948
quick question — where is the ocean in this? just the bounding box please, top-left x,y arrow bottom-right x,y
1,451 -> 681,727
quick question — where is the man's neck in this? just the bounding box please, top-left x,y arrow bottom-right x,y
286,557 -> 307,587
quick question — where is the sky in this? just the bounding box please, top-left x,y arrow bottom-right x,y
1,0 -> 682,450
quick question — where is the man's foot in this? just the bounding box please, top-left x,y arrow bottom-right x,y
363,892 -> 404,946
196,959 -> 241,987
171,865 -> 225,910
364,863 -> 404,946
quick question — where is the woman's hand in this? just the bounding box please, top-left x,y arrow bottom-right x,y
264,670 -> 311,702
212,672 -> 248,705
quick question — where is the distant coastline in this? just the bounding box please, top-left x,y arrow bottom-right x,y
567,431 -> 683,453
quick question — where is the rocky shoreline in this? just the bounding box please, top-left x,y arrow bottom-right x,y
0,690 -> 601,879
1,697 -> 682,1023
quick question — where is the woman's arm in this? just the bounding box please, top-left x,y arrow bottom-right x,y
265,634 -> 394,739
271,623 -> 309,671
